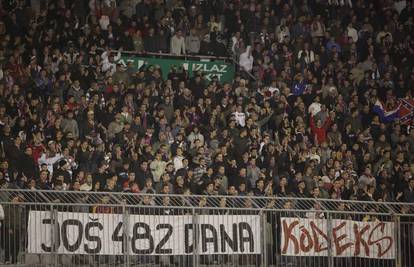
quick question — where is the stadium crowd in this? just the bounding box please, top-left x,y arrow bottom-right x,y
0,0 -> 413,206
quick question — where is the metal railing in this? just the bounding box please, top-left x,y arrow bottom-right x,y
96,47 -> 232,61
96,47 -> 257,82
0,189 -> 413,266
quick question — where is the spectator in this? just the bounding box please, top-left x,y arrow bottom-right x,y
150,151 -> 168,184
101,49 -> 122,74
239,45 -> 253,74
0,202 -> 3,231
132,30 -> 144,52
2,194 -> 24,264
170,30 -> 186,55
61,111 -> 79,139
0,0 -> 412,206
185,28 -> 200,54
403,178 -> 414,203
144,28 -> 159,52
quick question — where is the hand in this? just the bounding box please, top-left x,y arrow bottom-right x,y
309,107 -> 315,114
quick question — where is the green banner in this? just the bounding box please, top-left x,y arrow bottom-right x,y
116,56 -> 235,83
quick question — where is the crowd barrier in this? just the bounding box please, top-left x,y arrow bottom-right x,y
0,189 -> 413,267
105,49 -> 236,83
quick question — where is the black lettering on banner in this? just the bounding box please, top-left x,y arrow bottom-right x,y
40,218 -> 60,252
239,222 -> 254,252
131,222 -> 154,254
112,222 -> 125,253
155,224 -> 173,254
84,222 -> 103,254
220,223 -> 238,253
61,219 -> 83,252
201,224 -> 218,253
184,223 -> 200,253
184,224 -> 193,253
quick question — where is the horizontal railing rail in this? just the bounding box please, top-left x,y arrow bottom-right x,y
0,189 -> 413,266
1,189 -> 413,216
96,47 -> 232,61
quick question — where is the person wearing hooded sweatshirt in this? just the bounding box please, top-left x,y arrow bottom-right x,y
185,28 -> 201,54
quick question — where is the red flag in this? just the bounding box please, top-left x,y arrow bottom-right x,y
398,99 -> 414,125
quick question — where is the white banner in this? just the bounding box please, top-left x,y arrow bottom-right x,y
281,217 -> 395,259
28,211 -> 261,255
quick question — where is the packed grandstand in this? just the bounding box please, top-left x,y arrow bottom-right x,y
0,0 -> 413,204
1,0 -> 414,266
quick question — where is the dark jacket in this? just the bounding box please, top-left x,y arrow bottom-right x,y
3,204 -> 24,231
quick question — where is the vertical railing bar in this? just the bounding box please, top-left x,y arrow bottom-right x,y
395,215 -> 401,267
122,203 -> 130,267
3,190 -> 414,267
261,210 -> 268,267
50,204 -> 58,267
327,213 -> 334,267
192,207 -> 198,267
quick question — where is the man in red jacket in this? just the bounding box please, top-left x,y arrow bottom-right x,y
310,111 -> 335,145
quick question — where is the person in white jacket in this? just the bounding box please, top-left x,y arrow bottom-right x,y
173,147 -> 185,171
232,105 -> 246,127
101,48 -> 122,74
187,126 -> 204,148
0,203 -> 4,229
38,141 -> 63,175
170,30 -> 186,55
239,45 -> 253,73
150,152 -> 168,183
